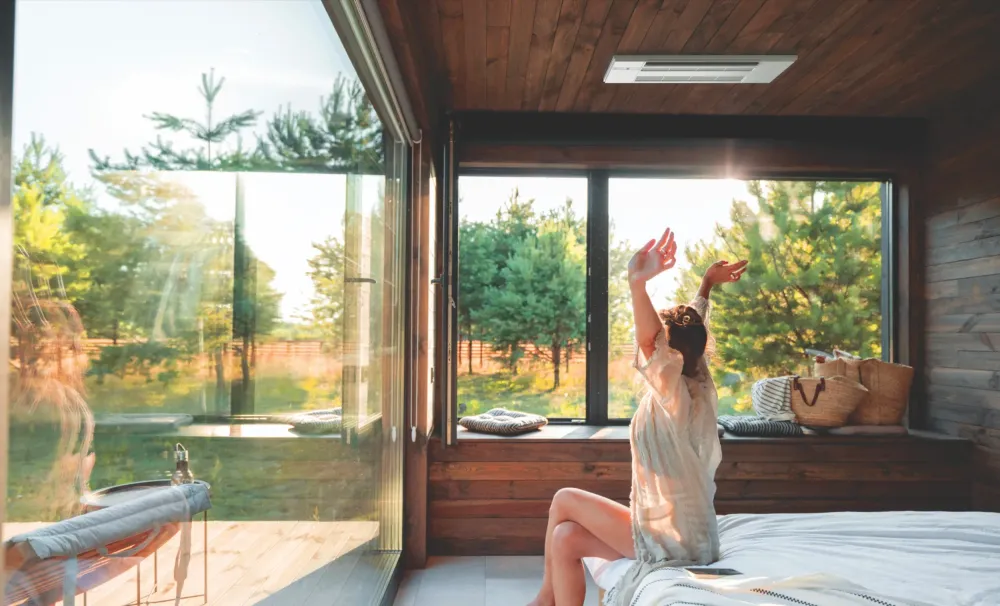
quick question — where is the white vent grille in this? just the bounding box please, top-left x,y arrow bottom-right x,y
604,55 -> 796,84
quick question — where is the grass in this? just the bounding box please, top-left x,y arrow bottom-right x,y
6,354 -> 375,523
458,354 -> 749,419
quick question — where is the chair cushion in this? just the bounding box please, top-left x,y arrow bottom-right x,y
6,482 -> 211,559
459,408 -> 548,436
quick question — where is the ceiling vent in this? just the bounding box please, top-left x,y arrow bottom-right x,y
604,55 -> 796,84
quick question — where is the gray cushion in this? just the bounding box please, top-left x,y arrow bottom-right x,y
7,482 -> 211,559
459,408 -> 547,436
281,407 -> 342,435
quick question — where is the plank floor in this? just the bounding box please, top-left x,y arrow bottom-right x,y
5,520 -> 380,606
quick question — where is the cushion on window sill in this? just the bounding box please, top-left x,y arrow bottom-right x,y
459,408 -> 548,436
281,407 -> 342,435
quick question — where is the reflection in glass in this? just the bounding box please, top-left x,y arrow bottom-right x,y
8,1 -> 405,603
456,176 -> 588,420
608,179 -> 883,419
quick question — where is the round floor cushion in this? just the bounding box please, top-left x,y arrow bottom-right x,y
458,408 -> 548,436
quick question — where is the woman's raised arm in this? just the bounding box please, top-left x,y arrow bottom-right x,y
629,228 -> 678,360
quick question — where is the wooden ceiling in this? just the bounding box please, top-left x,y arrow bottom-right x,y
385,0 -> 1000,117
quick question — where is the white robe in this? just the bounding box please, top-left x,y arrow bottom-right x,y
607,295 -> 722,606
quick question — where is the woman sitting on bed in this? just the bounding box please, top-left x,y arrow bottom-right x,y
527,227 -> 747,606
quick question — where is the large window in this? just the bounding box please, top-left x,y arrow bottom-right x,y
7,1 -> 407,603
457,175 -> 588,419
608,178 -> 884,419
454,173 -> 887,424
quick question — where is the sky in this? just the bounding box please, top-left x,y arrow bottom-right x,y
12,0 -> 754,321
12,0 -> 364,320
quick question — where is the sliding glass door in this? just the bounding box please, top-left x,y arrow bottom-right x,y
3,1 -> 407,604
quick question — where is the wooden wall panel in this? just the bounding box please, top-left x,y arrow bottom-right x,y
923,86 -> 1000,512
428,436 -> 972,556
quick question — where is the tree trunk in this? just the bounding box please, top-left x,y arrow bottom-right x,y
214,349 -> 226,413
566,343 -> 571,372
467,334 -> 473,375
552,341 -> 561,389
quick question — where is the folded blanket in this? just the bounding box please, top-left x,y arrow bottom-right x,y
717,415 -> 803,437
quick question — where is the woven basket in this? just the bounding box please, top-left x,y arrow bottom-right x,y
814,358 -> 913,425
789,375 -> 867,428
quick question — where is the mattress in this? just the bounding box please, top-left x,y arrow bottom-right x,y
584,510 -> 1000,606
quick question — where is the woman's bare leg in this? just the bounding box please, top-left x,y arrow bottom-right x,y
528,488 -> 634,606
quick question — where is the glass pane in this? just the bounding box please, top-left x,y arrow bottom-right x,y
457,176 -> 588,419
9,1 -> 405,603
608,179 -> 883,418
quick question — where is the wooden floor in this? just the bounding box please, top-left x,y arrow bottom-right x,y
6,520 -> 382,606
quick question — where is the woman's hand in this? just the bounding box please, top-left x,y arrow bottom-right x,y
628,227 -> 677,286
704,260 -> 749,286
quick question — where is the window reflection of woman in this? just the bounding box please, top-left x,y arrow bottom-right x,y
527,228 -> 747,606
12,249 -> 95,520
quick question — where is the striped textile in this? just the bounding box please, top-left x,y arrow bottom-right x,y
718,415 -> 804,437
751,376 -> 797,422
459,408 -> 548,436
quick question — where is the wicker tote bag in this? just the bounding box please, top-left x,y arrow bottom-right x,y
789,375 -> 868,428
814,358 -> 913,425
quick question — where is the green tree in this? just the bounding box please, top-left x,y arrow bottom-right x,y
480,200 -> 587,388
305,235 -> 346,347
89,69 -> 264,172
13,136 -> 89,302
676,181 -> 882,410
457,220 -> 495,374
257,74 -> 384,174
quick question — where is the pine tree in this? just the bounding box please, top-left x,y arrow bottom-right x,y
676,181 -> 882,410
89,69 -> 264,172
479,199 -> 587,388
257,74 -> 384,174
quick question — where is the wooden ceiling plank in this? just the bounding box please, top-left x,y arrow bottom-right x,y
522,0 -> 564,110
837,2 -> 993,115
723,0 -> 861,115
780,0 -> 950,115
682,0 -> 739,52
591,0 -> 660,111
438,0 -> 468,109
462,0 -> 489,108
750,0 -> 907,115
504,0 -> 540,110
702,0 -> 766,52
421,0 -> 453,112
570,0 -> 641,111
487,0 -> 513,25
880,28 -> 1000,116
737,0 -> 869,115
486,23 -> 512,105
635,0 -> 714,113
709,0 -> 815,114
538,0 -> 588,111
556,0 -> 616,110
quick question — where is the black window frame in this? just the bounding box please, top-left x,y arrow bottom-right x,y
450,167 -> 898,426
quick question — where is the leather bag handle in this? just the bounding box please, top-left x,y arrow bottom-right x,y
792,376 -> 825,407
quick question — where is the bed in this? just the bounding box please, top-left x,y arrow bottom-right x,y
584,510 -> 1000,606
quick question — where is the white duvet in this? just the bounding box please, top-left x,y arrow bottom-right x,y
585,511 -> 1000,606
